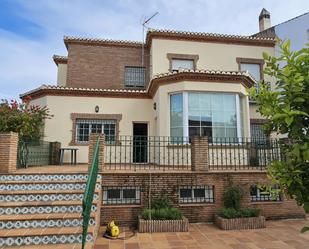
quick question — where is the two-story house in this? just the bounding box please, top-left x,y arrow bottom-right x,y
19,9 -> 306,226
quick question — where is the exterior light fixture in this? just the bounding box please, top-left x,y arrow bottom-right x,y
95,105 -> 99,113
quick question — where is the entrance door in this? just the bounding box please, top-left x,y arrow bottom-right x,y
133,123 -> 148,163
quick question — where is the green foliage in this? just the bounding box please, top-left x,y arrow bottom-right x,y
0,98 -> 52,140
249,41 -> 309,209
223,186 -> 244,210
304,203 -> 309,213
218,208 -> 260,219
142,196 -> 182,220
142,207 -> 183,220
151,196 -> 171,209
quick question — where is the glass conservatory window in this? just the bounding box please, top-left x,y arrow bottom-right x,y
170,92 -> 242,140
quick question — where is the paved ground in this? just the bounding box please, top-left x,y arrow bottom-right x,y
94,218 -> 309,249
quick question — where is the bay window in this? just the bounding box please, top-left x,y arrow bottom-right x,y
170,92 -> 243,140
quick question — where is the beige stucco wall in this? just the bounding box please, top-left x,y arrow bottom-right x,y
57,64 -> 67,86
150,39 -> 275,122
150,39 -> 275,77
31,95 -> 154,163
154,81 -> 251,137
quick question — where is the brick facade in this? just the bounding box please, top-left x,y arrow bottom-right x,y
49,142 -> 61,165
191,136 -> 209,171
100,172 -> 305,226
88,134 -> 105,171
66,44 -> 150,89
0,132 -> 19,173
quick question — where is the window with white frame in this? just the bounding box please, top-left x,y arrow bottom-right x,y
179,186 -> 214,203
250,185 -> 281,202
170,92 -> 242,141
76,119 -> 116,143
172,59 -> 194,72
103,187 -> 140,205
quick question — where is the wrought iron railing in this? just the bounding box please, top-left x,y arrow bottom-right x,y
82,136 -> 100,249
17,139 -> 52,168
104,136 -> 285,171
104,136 -> 191,171
208,137 -> 284,170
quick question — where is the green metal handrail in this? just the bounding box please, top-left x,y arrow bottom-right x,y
82,136 -> 100,249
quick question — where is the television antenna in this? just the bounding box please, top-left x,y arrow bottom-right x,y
141,12 -> 159,66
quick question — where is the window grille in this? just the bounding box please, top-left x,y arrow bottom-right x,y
179,186 -> 214,203
103,186 -> 141,205
250,185 -> 282,202
76,119 -> 116,143
124,67 -> 145,87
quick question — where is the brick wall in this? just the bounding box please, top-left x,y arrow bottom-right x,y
100,172 -> 305,226
191,136 -> 209,171
0,132 -> 18,173
49,142 -> 61,165
88,134 -> 105,171
66,44 -> 150,89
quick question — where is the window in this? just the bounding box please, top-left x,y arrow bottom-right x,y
103,187 -> 140,205
179,186 -> 214,203
170,92 -> 242,141
170,93 -> 184,138
250,185 -> 281,202
172,59 -> 194,72
76,119 -> 116,143
124,67 -> 145,88
240,63 -> 262,94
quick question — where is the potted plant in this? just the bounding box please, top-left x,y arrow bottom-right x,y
138,197 -> 189,233
215,186 -> 266,230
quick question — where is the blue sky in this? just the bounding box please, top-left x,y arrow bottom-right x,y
0,0 -> 308,99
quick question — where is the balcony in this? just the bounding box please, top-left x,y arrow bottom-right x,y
100,136 -> 284,172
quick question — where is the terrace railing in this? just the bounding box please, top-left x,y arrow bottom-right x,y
17,139 -> 52,168
103,136 -> 285,171
208,137 -> 284,171
104,136 -> 191,171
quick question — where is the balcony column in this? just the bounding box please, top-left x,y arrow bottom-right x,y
0,132 -> 18,173
191,136 -> 209,171
88,134 -> 105,171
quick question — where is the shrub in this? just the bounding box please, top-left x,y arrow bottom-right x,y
223,186 -> 244,210
142,207 -> 183,220
0,98 -> 51,140
239,208 -> 260,218
218,208 -> 239,219
218,208 -> 260,219
151,196 -> 171,209
304,203 -> 309,213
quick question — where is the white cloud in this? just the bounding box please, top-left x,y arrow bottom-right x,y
0,0 -> 308,99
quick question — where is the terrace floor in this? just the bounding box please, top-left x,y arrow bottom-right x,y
94,217 -> 309,249
13,164 -> 267,174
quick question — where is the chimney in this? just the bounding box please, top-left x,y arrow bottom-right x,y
259,8 -> 271,31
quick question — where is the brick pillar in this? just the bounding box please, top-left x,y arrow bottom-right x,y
191,136 -> 209,171
0,132 -> 19,173
88,134 -> 105,171
49,142 -> 61,165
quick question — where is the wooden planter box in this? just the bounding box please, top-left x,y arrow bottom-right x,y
215,215 -> 266,230
138,217 -> 189,233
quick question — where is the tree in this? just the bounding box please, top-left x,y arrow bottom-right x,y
250,40 -> 309,232
0,97 -> 52,166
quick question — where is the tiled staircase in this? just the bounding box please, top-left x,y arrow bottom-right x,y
0,173 -> 102,248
